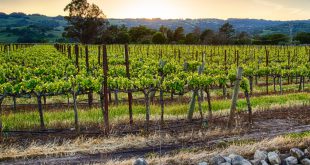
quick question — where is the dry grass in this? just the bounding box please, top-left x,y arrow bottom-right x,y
0,128 -> 240,161
1,97 -> 309,164
1,101 -> 309,161
0,126 -> 309,164
104,134 -> 310,165
0,135 -> 148,160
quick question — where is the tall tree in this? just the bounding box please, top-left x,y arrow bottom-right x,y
152,32 -> 167,44
63,0 -> 108,44
235,31 -> 251,45
101,25 -> 130,44
218,22 -> 235,44
129,25 -> 154,43
192,27 -> 201,37
116,25 -> 130,44
166,29 -> 175,43
200,29 -> 215,44
159,26 -> 169,38
185,33 -> 199,44
174,27 -> 185,43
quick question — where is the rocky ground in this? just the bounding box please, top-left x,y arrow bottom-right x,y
133,147 -> 310,165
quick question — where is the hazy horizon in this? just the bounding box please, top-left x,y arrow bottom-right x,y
2,10 -> 310,22
0,0 -> 310,21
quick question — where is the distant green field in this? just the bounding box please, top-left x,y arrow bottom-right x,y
0,33 -> 17,43
0,15 -> 66,43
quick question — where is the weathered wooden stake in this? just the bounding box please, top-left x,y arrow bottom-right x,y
266,49 -> 269,94
102,45 -> 109,134
85,46 -> 93,109
205,87 -> 212,120
72,90 -> 80,133
0,96 -> 4,138
244,90 -> 252,124
98,45 -> 101,65
12,96 -> 16,111
125,44 -> 133,125
228,67 -> 243,128
37,95 -> 45,130
74,44 -> 79,72
67,45 -> 71,59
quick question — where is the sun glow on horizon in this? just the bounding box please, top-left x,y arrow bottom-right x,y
111,0 -> 183,19
0,0 -> 309,20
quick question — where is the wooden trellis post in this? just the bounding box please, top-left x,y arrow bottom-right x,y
228,67 -> 243,128
125,44 -> 133,125
102,45 -> 109,134
74,44 -> 79,72
266,49 -> 269,94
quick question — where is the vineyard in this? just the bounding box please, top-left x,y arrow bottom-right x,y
1,44 -> 310,130
0,44 -> 310,164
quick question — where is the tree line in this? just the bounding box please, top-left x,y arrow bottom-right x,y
63,0 -> 310,45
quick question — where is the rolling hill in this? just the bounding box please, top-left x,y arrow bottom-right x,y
0,12 -> 310,43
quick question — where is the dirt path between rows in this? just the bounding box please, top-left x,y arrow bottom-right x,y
1,106 -> 310,165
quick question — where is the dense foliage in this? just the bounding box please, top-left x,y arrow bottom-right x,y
1,43 -> 310,132
1,44 -> 309,98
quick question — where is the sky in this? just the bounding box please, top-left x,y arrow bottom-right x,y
0,0 -> 309,20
